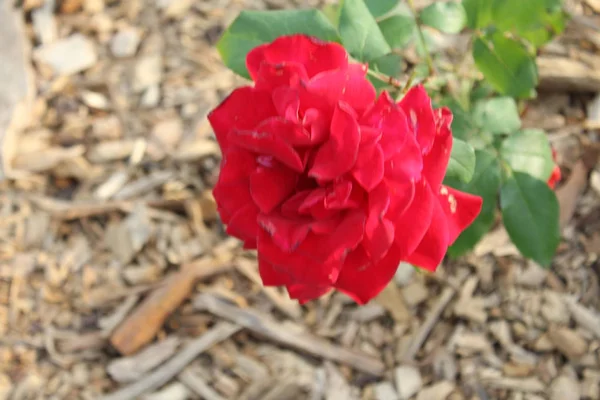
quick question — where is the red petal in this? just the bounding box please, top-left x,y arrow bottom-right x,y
353,143 -> 384,191
247,34 -> 348,80
249,164 -> 298,214
259,256 -> 293,286
363,184 -> 395,262
309,101 -> 360,180
384,133 -> 422,182
272,87 -> 300,122
208,87 -> 276,150
362,91 -> 410,160
406,191 -> 450,271
438,185 -> 483,244
398,85 -> 436,154
392,179 -> 435,258
302,108 -> 329,144
334,244 -> 402,304
216,148 -> 257,186
254,61 -> 308,91
286,284 -> 332,304
226,203 -> 259,245
300,64 -> 376,115
422,107 -> 453,189
228,119 -> 304,172
257,229 -> 343,285
257,214 -> 312,252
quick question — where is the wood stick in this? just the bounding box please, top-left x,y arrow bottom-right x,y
193,293 -> 385,376
100,322 -> 240,400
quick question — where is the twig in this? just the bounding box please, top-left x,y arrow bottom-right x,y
401,286 -> 456,361
193,293 -> 385,376
366,68 -> 403,88
100,322 -> 240,400
178,369 -> 226,400
110,258 -> 232,355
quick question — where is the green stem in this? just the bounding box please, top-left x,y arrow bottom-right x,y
366,68 -> 403,88
406,0 -> 435,77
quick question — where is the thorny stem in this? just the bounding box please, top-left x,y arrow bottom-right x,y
406,0 -> 435,77
366,68 -> 403,88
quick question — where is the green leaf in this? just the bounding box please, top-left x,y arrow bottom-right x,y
500,129 -> 554,181
439,98 -> 478,141
492,0 -> 546,33
462,0 -> 493,29
473,31 -> 538,98
446,138 -> 476,183
420,1 -> 467,33
447,150 -> 501,257
500,171 -> 560,266
339,0 -> 392,61
217,9 -> 340,78
472,97 -> 521,134
368,53 -> 403,90
364,0 -> 398,18
378,13 -> 416,49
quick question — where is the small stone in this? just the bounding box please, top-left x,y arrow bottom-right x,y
374,382 -> 399,400
132,55 -> 162,92
395,366 -> 422,400
83,0 -> 104,13
402,280 -> 428,307
92,115 -> 123,139
0,373 -> 12,400
547,326 -> 588,359
31,0 -> 57,44
394,262 -> 414,286
81,90 -> 109,110
140,85 -> 161,108
549,375 -> 580,400
151,118 -> 183,152
416,381 -> 455,400
34,33 -> 97,76
157,0 -> 193,18
143,383 -> 189,400
110,27 -> 141,58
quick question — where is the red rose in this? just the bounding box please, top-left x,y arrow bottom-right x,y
208,35 -> 482,304
547,147 -> 561,189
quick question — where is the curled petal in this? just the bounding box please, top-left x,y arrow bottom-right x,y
247,34 -> 348,80
384,133 -> 422,182
398,85 -> 436,154
352,142 -> 384,191
286,284 -> 332,304
438,185 -> 483,244
363,183 -> 395,262
259,256 -> 293,286
335,244 -> 403,304
422,107 -> 453,189
226,203 -> 259,247
254,62 -> 308,91
392,179 -> 435,258
272,87 -> 300,122
300,63 -> 376,116
361,91 -> 410,160
250,164 -> 298,214
228,120 -> 304,172
309,101 -> 361,180
405,191 -> 449,271
208,87 -> 277,150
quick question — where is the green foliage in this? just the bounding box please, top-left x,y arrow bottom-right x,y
473,31 -> 538,99
216,9 -> 339,78
446,138 -> 476,183
500,171 -> 560,266
420,2 -> 467,34
378,13 -> 416,49
500,130 -> 555,181
447,150 -> 501,257
338,0 -> 391,61
472,97 -> 521,135
364,0 -> 398,18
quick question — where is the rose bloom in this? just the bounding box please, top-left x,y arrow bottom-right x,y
208,35 -> 482,304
